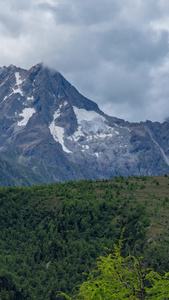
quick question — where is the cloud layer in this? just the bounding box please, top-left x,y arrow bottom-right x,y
0,0 -> 169,122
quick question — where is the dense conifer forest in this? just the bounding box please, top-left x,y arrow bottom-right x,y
1,175 -> 169,299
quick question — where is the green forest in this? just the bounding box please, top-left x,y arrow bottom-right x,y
1,175 -> 169,299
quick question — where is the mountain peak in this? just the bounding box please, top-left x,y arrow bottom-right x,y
0,63 -> 169,186
29,62 -> 44,73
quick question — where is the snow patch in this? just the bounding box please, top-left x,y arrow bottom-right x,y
72,107 -> 119,142
13,72 -> 24,96
53,108 -> 61,119
3,95 -> 8,101
27,96 -> 34,101
73,107 -> 105,124
15,72 -> 23,85
2,72 -> 24,101
0,76 -> 9,87
17,108 -> 36,126
49,111 -> 72,153
82,145 -> 89,150
114,123 -> 131,132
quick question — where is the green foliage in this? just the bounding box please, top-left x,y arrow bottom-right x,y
62,234 -> 169,299
0,175 -> 169,299
0,271 -> 23,300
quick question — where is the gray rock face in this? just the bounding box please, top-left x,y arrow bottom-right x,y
0,63 -> 169,186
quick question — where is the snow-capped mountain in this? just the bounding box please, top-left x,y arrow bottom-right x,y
0,63 -> 169,186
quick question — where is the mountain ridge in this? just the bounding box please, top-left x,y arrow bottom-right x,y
0,63 -> 169,186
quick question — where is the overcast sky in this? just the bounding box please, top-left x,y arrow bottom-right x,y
1,0 -> 169,122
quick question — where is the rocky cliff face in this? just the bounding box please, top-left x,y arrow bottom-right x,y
0,63 -> 169,186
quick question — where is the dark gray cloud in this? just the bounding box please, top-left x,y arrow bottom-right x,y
0,0 -> 169,122
52,0 -> 120,25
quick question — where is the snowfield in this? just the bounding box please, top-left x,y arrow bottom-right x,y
17,108 -> 36,126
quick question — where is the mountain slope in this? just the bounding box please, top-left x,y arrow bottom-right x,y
0,154 -> 44,186
0,63 -> 169,185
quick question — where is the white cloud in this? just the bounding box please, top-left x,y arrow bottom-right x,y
0,0 -> 169,122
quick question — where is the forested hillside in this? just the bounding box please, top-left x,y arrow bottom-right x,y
1,175 -> 169,299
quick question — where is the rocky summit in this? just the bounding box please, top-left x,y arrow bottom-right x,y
0,63 -> 169,186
